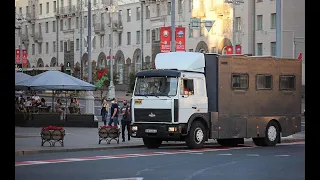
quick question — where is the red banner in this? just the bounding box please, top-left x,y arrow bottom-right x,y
22,49 -> 28,67
225,46 -> 233,54
235,45 -> 242,54
175,27 -> 186,52
15,49 -> 20,64
160,27 -> 171,53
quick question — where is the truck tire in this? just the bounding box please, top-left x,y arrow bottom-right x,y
185,121 -> 206,149
253,121 -> 280,146
143,138 -> 162,149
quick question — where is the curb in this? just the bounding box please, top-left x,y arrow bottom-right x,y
15,138 -> 304,156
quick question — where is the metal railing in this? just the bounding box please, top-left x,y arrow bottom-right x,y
56,5 -> 77,15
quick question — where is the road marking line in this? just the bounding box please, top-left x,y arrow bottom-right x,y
217,153 -> 232,156
101,177 -> 144,180
278,141 -> 305,146
15,146 -> 254,167
275,155 -> 290,157
246,154 -> 260,156
190,153 -> 203,155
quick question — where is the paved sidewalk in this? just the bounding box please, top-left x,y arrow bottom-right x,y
15,125 -> 305,156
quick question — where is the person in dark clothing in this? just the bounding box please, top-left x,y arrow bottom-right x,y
100,99 -> 109,126
108,98 -> 119,127
120,100 -> 131,142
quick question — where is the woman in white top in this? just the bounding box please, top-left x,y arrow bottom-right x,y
100,99 -> 109,125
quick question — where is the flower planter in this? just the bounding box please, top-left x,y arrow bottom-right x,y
98,126 -> 120,144
40,126 -> 65,147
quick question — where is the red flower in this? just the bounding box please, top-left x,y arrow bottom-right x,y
42,125 -> 64,131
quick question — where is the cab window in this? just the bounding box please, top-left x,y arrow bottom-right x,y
180,79 -> 194,95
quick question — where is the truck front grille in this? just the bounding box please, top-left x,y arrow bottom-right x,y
134,108 -> 172,123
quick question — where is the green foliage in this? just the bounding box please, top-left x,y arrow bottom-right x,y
127,72 -> 136,93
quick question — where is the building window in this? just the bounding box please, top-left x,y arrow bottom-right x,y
100,35 -> 104,48
257,43 -> 263,56
231,73 -> 249,90
53,1 -> 56,12
279,75 -> 296,90
155,28 -> 160,41
53,41 -> 56,52
136,7 -> 140,20
146,29 -> 150,43
127,32 -> 131,45
31,24 -> 35,34
146,6 -> 150,19
178,0 -> 182,14
60,19 -> 63,30
257,15 -> 263,30
257,0 -> 263,2
39,4 -> 42,15
118,32 -> 122,46
189,49 -> 194,52
76,17 -> 79,29
189,0 -> 193,12
271,42 -> 276,56
45,22 -> 49,33
200,25 -> 204,36
127,9 -> 131,22
26,6 -> 29,14
136,31 -> 140,44
46,2 -> 49,14
235,17 -> 241,31
189,24 -> 193,38
68,18 -> 71,30
19,7 -> 22,15
76,38 -> 79,50
84,16 -> 87,28
156,4 -> 160,17
92,36 -> 96,49
108,34 -> 111,47
46,42 -> 49,54
38,43 -> 42,54
60,40 -> 63,52
271,13 -> 276,29
52,21 -> 56,32
32,44 -> 35,55
167,2 -> 171,15
256,74 -> 273,90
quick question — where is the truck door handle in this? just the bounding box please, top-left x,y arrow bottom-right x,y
192,107 -> 197,109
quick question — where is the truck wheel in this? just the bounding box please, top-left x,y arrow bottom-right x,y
253,121 -> 280,146
186,121 -> 206,149
143,138 -> 162,149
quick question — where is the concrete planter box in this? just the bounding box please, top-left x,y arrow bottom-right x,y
15,113 -> 30,127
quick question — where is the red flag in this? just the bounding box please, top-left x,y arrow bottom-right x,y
297,53 -> 303,60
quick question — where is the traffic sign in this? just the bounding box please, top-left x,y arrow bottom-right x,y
204,20 -> 215,32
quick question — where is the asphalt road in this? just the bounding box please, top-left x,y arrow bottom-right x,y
15,141 -> 304,180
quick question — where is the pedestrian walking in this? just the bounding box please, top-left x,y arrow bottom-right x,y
108,98 -> 119,127
120,100 -> 131,142
100,99 -> 109,126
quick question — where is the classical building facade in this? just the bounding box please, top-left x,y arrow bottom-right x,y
15,0 -> 305,87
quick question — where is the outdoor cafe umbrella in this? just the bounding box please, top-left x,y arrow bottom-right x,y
15,70 -> 97,112
15,72 -> 31,84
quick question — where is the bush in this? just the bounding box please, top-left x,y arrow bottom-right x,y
127,72 -> 136,93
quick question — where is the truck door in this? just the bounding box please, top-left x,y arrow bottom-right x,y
179,78 -> 198,123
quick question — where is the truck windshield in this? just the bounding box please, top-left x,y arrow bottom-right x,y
134,77 -> 178,97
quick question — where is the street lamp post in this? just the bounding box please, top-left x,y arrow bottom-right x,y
85,0 -> 96,120
106,4 -> 117,100
15,13 -> 24,72
170,0 -> 176,52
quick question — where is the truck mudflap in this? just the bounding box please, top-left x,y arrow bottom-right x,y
130,123 -> 188,140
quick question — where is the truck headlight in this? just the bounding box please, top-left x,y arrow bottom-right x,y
168,127 -> 177,132
131,126 -> 138,131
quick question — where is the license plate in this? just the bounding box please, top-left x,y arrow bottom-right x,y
135,99 -> 142,104
145,129 -> 157,133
